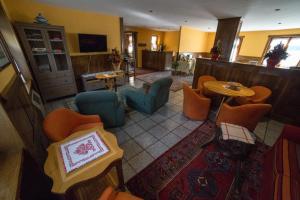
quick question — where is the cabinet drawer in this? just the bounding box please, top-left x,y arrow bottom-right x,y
56,71 -> 73,78
43,84 -> 77,100
39,76 -> 73,88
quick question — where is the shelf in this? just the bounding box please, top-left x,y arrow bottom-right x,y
50,39 -> 63,42
27,38 -> 43,41
53,52 -> 65,55
33,52 -> 48,55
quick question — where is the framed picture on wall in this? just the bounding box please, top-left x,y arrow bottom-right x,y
0,32 -> 10,70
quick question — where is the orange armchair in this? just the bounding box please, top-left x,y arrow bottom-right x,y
216,103 -> 272,132
43,108 -> 103,142
235,86 -> 272,105
183,83 -> 211,120
196,75 -> 217,97
98,187 -> 142,200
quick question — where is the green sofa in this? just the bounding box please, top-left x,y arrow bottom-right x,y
75,90 -> 125,128
120,77 -> 173,114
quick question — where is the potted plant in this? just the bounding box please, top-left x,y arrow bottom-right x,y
264,43 -> 288,68
210,40 -> 222,61
171,60 -> 179,75
109,48 -> 122,71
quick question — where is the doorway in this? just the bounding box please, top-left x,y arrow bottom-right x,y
124,31 -> 137,68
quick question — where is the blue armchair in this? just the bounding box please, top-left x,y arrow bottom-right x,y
120,77 -> 173,114
75,90 -> 125,128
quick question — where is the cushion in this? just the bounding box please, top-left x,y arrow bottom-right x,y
273,138 -> 300,179
72,123 -> 103,133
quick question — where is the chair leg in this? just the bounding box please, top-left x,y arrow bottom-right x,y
263,119 -> 270,143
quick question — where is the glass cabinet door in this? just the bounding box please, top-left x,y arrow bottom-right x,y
47,30 -> 70,71
24,28 -> 53,73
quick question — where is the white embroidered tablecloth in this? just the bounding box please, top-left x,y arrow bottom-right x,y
60,131 -> 109,173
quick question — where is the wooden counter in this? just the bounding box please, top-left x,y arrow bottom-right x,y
142,50 -> 172,70
193,58 -> 300,125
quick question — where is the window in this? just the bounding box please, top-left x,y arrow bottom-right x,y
128,35 -> 133,55
151,35 -> 158,51
262,36 -> 300,68
230,36 -> 244,62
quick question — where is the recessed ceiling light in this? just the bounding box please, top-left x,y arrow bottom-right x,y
184,20 -> 188,23
278,22 -> 282,24
275,8 -> 281,11
208,27 -> 211,30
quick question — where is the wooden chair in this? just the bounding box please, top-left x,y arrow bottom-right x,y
43,108 -> 102,142
98,187 -> 142,200
216,103 -> 272,132
183,83 -> 211,121
235,86 -> 272,105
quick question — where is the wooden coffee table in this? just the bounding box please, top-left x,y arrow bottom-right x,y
95,71 -> 124,92
44,127 -> 125,196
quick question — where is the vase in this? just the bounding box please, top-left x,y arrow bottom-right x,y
267,58 -> 280,69
112,62 -> 121,71
211,53 -> 220,61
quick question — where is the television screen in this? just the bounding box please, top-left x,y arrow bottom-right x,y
78,34 -> 107,52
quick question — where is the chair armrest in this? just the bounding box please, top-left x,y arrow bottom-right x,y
193,89 -> 202,94
98,187 -> 117,200
125,87 -> 146,100
281,125 -> 300,143
75,112 -> 102,124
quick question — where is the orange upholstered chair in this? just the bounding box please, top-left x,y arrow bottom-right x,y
43,108 -> 103,142
196,75 -> 217,96
235,86 -> 272,105
98,187 -> 142,200
183,83 -> 211,120
216,103 -> 272,132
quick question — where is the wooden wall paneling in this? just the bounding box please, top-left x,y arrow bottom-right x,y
193,58 -> 300,125
71,54 -> 112,91
214,17 -> 242,61
1,76 -> 47,165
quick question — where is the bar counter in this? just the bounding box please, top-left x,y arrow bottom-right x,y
193,58 -> 300,125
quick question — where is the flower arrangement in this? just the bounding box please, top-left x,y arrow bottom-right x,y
108,48 -> 122,70
264,43 -> 288,68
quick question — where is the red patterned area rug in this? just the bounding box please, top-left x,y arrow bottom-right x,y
126,121 -> 238,200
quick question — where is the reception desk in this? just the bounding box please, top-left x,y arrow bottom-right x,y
193,58 -> 300,125
142,50 -> 172,70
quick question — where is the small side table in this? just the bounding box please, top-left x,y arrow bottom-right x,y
44,127 -> 125,197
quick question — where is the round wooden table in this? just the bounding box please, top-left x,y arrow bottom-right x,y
204,81 -> 255,119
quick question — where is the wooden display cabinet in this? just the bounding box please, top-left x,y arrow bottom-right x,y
14,22 -> 77,101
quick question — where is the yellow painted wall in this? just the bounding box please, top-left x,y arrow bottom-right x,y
239,29 -> 300,57
125,26 -> 165,68
204,28 -> 300,57
3,0 -> 121,53
179,26 -> 209,53
163,31 -> 180,53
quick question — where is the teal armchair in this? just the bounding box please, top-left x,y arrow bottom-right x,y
120,77 -> 173,114
75,90 -> 125,128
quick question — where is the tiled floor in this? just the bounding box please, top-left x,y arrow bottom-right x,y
44,77 -> 285,183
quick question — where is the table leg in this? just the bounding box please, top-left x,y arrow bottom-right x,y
114,77 -> 117,92
215,96 -> 226,121
116,159 -> 125,191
